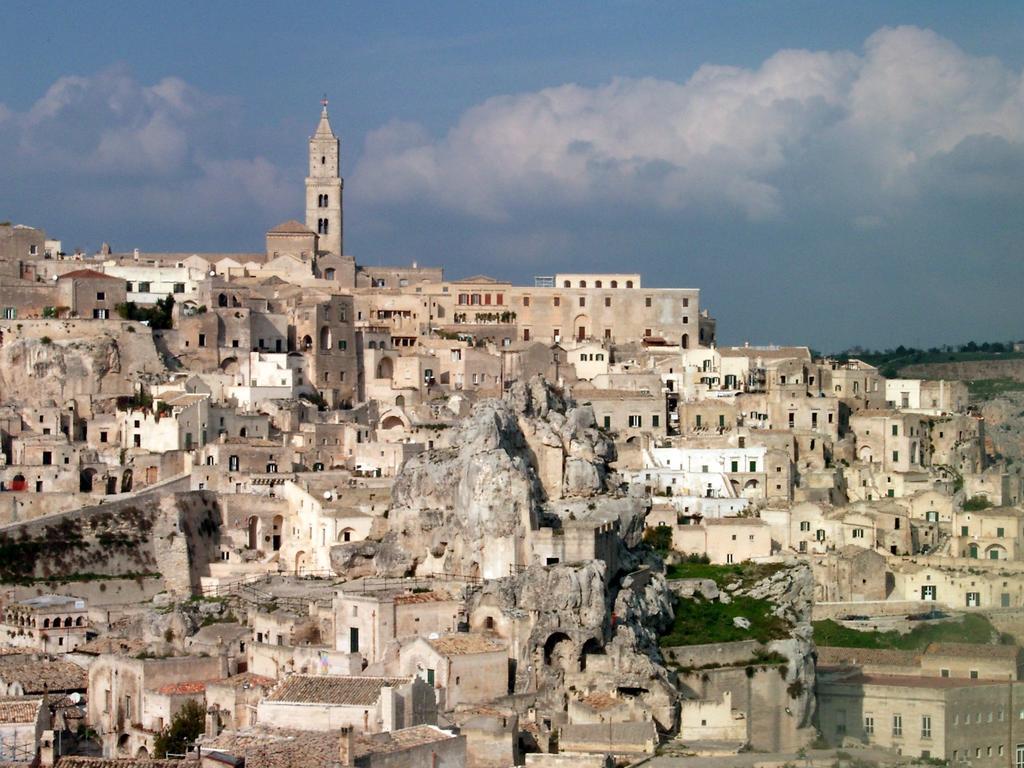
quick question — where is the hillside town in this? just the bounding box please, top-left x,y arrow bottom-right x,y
0,105 -> 1021,768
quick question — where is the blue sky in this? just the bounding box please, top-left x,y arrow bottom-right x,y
2,1 -> 1023,350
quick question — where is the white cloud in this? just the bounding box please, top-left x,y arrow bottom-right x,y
1,66 -> 294,237
352,26 -> 1024,222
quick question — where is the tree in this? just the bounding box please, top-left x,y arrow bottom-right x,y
153,699 -> 205,758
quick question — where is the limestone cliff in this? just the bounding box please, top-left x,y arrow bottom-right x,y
0,323 -> 166,402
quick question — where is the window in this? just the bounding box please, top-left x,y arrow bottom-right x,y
198,333 -> 206,347
579,297 -> 585,307
3,308 -> 16,319
726,553 -> 734,564
892,424 -> 898,436
645,297 -> 652,307
892,714 -> 902,737
853,528 -> 864,539
553,297 -> 560,307
173,283 -> 185,293
96,291 -> 105,301
604,297 -> 611,307
940,668 -> 949,678
652,415 -> 660,428
523,296 -> 530,307
229,455 -> 239,471
338,340 -> 347,350
998,527 -> 1005,537
138,282 -> 150,293
628,415 -> 642,428
970,669 -> 979,679
864,715 -> 874,735
603,416 -> 611,429
892,450 -> 899,462
800,521 -> 810,531
749,460 -> 756,472
921,715 -> 931,738
731,461 -> 739,473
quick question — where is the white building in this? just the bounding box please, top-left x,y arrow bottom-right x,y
630,445 -> 768,502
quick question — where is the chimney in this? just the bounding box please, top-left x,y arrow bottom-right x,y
338,726 -> 355,766
38,730 -> 56,767
379,685 -> 396,732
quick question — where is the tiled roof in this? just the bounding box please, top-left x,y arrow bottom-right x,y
428,634 -> 506,656
154,679 -> 222,696
203,724 -> 458,767
211,672 -> 276,690
392,591 -> 452,605
58,269 -> 116,281
268,220 -> 315,235
0,655 -> 87,693
266,674 -> 411,705
827,672 -> 1002,690
56,759 -> 183,767
926,642 -> 1020,659
816,647 -> 921,668
0,696 -> 42,724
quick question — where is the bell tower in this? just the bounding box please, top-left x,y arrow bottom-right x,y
306,97 -> 343,256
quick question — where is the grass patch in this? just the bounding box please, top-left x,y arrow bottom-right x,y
967,378 -> 1024,401
665,560 -> 784,588
661,594 -> 791,647
813,613 -> 1006,650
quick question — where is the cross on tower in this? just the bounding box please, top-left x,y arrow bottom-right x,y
321,94 -> 329,109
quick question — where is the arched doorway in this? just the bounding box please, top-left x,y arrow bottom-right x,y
543,632 -> 573,669
377,357 -> 394,380
681,333 -> 689,349
319,326 -> 331,351
80,468 -> 96,492
381,415 -> 404,431
295,551 -> 307,573
120,469 -> 133,493
573,315 -> 590,342
394,395 -> 405,407
580,637 -> 604,671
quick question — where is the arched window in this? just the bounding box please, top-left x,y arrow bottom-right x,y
579,280 -> 586,288
626,280 -> 634,288
322,194 -> 328,207
323,218 -> 329,234
611,280 -> 618,288
595,280 -> 602,288
321,155 -> 326,165
563,280 -> 570,287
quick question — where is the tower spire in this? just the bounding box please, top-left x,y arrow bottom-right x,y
314,94 -> 335,138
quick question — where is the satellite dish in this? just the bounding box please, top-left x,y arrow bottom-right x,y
52,275 -> 58,281
68,693 -> 82,704
428,632 -> 439,640
323,491 -> 333,500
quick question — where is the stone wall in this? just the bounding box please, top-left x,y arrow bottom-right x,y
899,358 -> 1024,382
0,490 -> 222,596
662,639 -> 761,669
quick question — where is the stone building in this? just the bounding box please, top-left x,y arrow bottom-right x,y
256,674 -> 436,734
305,103 -> 344,258
56,269 -> 126,320
0,595 -> 90,653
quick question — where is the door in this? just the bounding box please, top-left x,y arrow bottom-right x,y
921,585 -> 936,601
